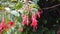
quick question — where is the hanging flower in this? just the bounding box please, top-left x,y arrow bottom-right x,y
9,22 -> 14,26
6,21 -> 14,28
5,25 -> 9,29
31,14 -> 37,31
9,21 -> 14,28
22,14 -> 29,26
0,16 -> 5,33
1,16 -> 5,29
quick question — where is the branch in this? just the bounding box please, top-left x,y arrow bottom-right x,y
42,4 -> 60,10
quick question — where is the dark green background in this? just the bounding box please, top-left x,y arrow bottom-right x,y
36,0 -> 60,34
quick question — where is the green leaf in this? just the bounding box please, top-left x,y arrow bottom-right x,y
32,0 -> 39,4
5,13 -> 9,23
7,0 -> 11,2
14,2 -> 23,10
30,4 -> 38,9
11,0 -> 17,2
28,11 -> 32,18
2,30 -> 7,34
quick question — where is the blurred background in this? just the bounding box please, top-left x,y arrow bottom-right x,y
37,0 -> 60,34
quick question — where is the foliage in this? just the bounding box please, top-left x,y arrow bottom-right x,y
0,0 -> 40,34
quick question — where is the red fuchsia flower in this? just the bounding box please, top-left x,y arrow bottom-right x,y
22,14 -> 29,26
6,21 -> 14,28
0,16 -> 5,30
5,21 -> 15,29
9,21 -> 14,28
37,9 -> 41,18
0,16 -> 5,34
31,14 -> 38,31
5,25 -> 9,29
1,16 -> 5,29
9,22 -> 14,26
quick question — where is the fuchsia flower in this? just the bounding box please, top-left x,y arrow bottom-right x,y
9,22 -> 14,26
5,25 -> 9,29
0,16 -> 5,34
8,21 -> 14,28
1,16 -> 5,29
22,14 -> 29,26
31,14 -> 37,31
37,9 -> 41,18
6,21 -> 14,28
